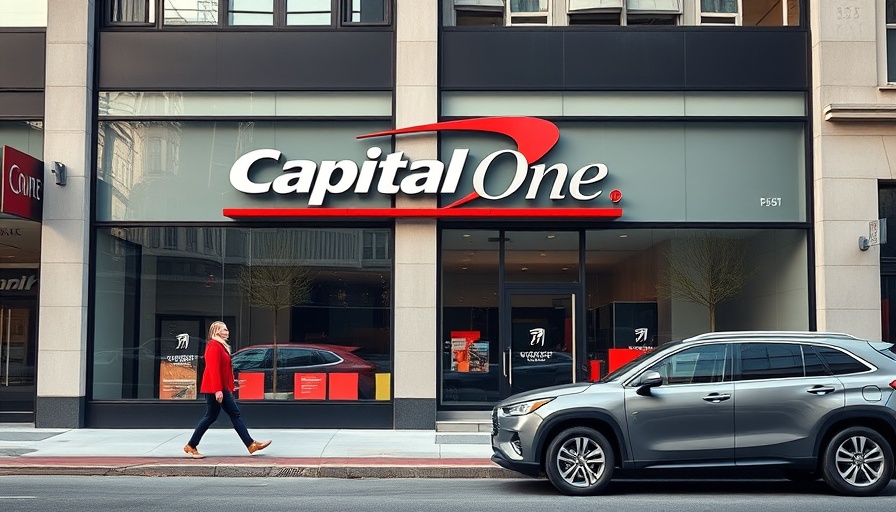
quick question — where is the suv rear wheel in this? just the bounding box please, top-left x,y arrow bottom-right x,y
545,427 -> 615,496
821,426 -> 893,496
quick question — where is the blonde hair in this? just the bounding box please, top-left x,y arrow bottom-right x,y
208,321 -> 232,354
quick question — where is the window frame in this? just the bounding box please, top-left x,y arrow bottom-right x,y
697,0 -> 741,26
887,0 -> 896,84
506,0 -> 552,26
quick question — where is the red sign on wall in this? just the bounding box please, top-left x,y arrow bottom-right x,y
1,146 -> 43,222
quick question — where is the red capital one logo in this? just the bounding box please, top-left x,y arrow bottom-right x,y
225,117 -> 623,219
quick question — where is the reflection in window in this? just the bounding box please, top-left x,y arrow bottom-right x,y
164,0 -> 219,25
92,227 -> 392,401
286,0 -> 332,25
446,0 -> 799,26
701,0 -> 736,13
229,0 -> 274,25
648,344 -> 728,385
738,343 -> 803,380
110,0 -> 154,23
440,229 -> 500,405
342,0 -> 386,23
889,0 -> 896,83
584,228 -> 809,369
509,0 -> 549,24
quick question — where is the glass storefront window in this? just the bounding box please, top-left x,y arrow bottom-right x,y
441,229 -> 500,404
584,228 -> 809,378
505,230 -> 578,283
439,227 -> 809,402
92,226 -> 392,402
0,121 -> 43,160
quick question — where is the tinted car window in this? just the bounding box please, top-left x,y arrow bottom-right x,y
647,344 -> 728,385
278,348 -> 319,367
231,349 -> 266,370
803,345 -> 831,377
318,350 -> 341,364
739,343 -> 803,380
815,346 -> 871,375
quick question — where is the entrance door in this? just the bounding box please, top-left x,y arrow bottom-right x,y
0,302 -> 37,423
503,288 -> 579,397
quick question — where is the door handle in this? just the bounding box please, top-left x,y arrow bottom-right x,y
702,393 -> 731,403
506,349 -> 513,385
502,351 -> 507,378
807,385 -> 836,395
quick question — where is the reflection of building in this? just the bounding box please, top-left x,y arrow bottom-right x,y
1,1 -> 893,430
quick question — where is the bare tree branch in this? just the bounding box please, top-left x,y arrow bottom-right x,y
237,231 -> 314,395
657,232 -> 757,331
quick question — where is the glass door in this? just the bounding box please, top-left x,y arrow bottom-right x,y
0,302 -> 36,422
503,288 -> 579,396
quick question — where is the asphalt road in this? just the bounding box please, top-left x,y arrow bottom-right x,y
1,476 -> 896,512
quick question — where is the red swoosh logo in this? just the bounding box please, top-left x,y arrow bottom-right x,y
358,117 -> 560,208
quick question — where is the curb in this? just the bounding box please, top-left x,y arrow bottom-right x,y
0,458 -> 525,479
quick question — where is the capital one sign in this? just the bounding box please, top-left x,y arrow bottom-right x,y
1,146 -> 42,222
224,117 -> 623,219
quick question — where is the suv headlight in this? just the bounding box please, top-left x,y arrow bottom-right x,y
502,398 -> 554,416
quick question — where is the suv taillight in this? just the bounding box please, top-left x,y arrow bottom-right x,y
889,379 -> 896,390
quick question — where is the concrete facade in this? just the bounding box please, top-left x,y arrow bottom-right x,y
811,0 -> 895,340
35,0 -> 95,427
392,0 -> 439,427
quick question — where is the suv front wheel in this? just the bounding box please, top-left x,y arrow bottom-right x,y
545,427 -> 615,496
821,426 -> 894,496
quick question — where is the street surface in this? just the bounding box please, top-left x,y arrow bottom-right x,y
1,475 -> 896,512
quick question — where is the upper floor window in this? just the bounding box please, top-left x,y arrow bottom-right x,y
445,0 -> 800,27
699,0 -> 738,25
166,0 -> 218,25
105,0 -> 388,28
888,0 -> 896,83
0,0 -> 47,27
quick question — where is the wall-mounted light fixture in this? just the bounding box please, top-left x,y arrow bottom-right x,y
859,219 -> 887,251
51,161 -> 66,186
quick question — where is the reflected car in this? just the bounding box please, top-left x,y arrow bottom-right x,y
231,344 -> 377,398
492,331 -> 896,497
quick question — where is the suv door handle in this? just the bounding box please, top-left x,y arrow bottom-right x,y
807,385 -> 836,395
702,393 -> 731,403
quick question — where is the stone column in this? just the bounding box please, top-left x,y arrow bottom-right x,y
392,0 -> 439,428
35,0 -> 95,427
811,0 -> 891,339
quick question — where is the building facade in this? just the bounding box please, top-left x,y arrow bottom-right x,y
0,0 -> 885,430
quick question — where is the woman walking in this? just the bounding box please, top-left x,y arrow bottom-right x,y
183,321 -> 271,459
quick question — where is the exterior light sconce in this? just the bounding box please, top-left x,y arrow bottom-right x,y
52,161 -> 66,186
859,219 -> 887,252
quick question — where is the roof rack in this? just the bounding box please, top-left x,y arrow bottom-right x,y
684,331 -> 862,342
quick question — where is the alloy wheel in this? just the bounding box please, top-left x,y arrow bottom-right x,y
833,435 -> 886,488
555,435 -> 606,488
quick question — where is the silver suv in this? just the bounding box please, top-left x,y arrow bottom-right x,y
491,331 -> 896,496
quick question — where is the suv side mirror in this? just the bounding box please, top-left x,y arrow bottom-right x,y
636,371 -> 663,396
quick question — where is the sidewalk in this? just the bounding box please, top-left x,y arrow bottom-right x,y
0,426 -> 522,479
